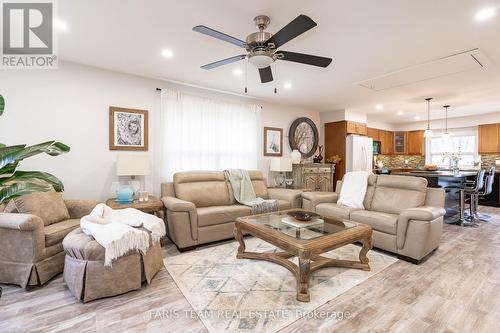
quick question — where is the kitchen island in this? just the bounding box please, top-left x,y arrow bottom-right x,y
392,170 -> 477,188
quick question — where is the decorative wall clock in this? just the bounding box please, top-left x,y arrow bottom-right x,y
288,117 -> 319,158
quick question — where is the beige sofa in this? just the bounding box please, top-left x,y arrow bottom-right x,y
302,174 -> 446,263
0,199 -> 100,288
161,170 -> 303,251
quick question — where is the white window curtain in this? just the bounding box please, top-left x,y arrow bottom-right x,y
156,89 -> 261,181
426,128 -> 478,167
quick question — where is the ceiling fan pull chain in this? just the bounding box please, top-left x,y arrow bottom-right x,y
274,62 -> 278,94
245,58 -> 248,93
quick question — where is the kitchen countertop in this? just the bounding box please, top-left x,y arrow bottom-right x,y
392,170 -> 478,177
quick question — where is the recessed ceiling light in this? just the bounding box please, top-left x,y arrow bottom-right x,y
283,82 -> 292,89
414,116 -> 421,120
233,68 -> 243,76
475,7 -> 496,21
53,19 -> 67,31
375,104 -> 383,110
161,49 -> 174,58
397,111 -> 404,116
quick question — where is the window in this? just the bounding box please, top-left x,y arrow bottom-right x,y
427,131 -> 477,168
157,89 -> 261,181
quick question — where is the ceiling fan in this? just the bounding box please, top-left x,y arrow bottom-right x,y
193,14 -> 333,83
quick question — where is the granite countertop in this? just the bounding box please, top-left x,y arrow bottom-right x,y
392,170 -> 478,177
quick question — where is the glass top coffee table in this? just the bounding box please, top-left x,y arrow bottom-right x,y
234,209 -> 373,302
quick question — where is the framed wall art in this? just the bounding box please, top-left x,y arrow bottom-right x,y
109,106 -> 148,151
263,127 -> 283,156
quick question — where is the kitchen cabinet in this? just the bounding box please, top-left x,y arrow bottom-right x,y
407,130 -> 425,155
478,124 -> 499,153
346,121 -> 367,136
367,127 -> 380,141
379,130 -> 394,155
393,131 -> 407,154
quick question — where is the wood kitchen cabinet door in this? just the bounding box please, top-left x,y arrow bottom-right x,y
380,130 -> 394,155
346,121 -> 367,136
367,128 -> 380,141
478,124 -> 499,153
407,130 -> 425,155
393,131 -> 407,154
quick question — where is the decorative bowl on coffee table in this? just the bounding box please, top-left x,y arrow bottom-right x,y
287,210 -> 320,221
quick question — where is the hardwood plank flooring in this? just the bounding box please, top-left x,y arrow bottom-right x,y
1,206 -> 500,333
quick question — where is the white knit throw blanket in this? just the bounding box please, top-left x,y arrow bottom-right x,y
80,203 -> 166,266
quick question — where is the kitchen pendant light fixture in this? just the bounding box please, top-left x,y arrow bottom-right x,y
442,105 -> 451,139
424,97 -> 434,138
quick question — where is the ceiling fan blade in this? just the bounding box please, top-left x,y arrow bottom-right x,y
200,55 -> 246,69
259,66 -> 273,83
277,51 -> 332,68
265,15 -> 317,49
193,25 -> 247,48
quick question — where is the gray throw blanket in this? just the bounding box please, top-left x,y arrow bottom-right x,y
224,169 -> 279,214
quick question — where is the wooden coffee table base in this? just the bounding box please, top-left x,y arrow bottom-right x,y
234,227 -> 372,302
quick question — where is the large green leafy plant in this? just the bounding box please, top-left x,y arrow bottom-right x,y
0,95 -> 70,204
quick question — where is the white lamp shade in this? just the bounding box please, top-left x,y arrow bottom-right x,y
116,154 -> 151,176
270,157 -> 292,172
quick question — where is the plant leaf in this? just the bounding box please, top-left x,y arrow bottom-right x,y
0,182 -> 50,204
0,94 -> 4,116
0,143 -> 5,148
0,171 -> 64,191
0,161 -> 18,177
0,141 -> 70,170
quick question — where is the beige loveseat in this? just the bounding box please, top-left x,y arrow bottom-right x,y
302,174 -> 446,263
161,170 -> 303,251
0,197 -> 99,288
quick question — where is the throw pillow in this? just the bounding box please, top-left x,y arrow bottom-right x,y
5,189 -> 70,225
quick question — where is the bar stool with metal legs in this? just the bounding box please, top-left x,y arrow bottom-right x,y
471,166 -> 495,222
453,169 -> 485,227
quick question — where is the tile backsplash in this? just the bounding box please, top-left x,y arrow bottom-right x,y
480,154 -> 500,170
374,155 -> 425,169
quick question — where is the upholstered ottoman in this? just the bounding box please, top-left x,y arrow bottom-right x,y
62,228 -> 163,302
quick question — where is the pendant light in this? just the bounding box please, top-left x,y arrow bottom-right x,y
424,97 -> 433,137
442,105 -> 450,139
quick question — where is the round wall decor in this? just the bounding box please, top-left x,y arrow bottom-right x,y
288,117 -> 319,159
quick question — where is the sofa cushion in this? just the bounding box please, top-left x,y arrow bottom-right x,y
370,175 -> 427,215
276,200 -> 291,210
248,170 -> 269,199
6,190 -> 70,226
197,205 -> 252,227
316,203 -> 361,220
45,219 -> 80,247
350,210 -> 398,235
174,171 -> 233,207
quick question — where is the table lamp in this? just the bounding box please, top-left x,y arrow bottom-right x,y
270,157 -> 292,188
115,154 -> 151,202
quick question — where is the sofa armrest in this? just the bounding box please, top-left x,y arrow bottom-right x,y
301,191 -> 338,211
162,196 -> 196,212
397,206 -> 446,249
0,212 -> 44,231
64,200 -> 101,219
267,188 -> 303,208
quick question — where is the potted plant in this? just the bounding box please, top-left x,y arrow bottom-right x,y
0,95 -> 70,297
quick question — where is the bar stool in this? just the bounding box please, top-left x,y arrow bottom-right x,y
453,169 -> 485,227
471,166 -> 495,222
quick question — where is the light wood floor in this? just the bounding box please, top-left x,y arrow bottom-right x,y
1,206 -> 500,333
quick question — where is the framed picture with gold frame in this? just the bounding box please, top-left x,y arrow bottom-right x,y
264,127 -> 283,156
109,106 -> 148,151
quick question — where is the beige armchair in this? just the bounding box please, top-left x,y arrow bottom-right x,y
0,199 -> 99,288
161,170 -> 304,251
302,175 -> 446,263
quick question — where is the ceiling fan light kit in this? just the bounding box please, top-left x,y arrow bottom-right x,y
193,14 -> 332,91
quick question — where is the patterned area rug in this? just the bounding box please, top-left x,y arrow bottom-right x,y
164,238 -> 398,333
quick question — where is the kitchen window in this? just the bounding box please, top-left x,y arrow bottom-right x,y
426,130 -> 478,168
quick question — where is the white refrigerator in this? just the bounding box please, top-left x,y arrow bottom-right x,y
346,135 -> 373,172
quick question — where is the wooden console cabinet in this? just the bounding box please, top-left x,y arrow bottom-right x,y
292,163 -> 335,192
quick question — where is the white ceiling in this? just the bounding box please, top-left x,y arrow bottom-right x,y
57,0 -> 500,124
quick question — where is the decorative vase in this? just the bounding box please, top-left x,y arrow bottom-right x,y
313,146 -> 323,163
453,159 -> 460,175
116,185 -> 134,203
291,149 -> 301,164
